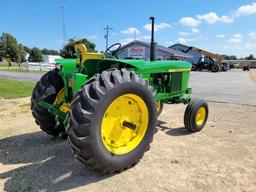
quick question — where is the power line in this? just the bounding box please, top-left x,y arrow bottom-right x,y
60,5 -> 67,45
104,25 -> 113,51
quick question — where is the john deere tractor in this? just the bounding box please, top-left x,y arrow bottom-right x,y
31,17 -> 208,173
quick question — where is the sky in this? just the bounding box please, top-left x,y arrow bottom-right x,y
0,0 -> 256,57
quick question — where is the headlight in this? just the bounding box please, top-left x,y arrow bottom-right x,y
55,63 -> 62,70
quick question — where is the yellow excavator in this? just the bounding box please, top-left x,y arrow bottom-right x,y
185,47 -> 229,72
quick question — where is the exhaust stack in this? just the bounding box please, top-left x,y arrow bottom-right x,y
150,16 -> 158,61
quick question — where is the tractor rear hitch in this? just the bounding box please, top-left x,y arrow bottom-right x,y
37,100 -> 67,120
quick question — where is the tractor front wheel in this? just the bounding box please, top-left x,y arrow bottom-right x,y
191,64 -> 197,71
184,98 -> 208,132
31,69 -> 65,137
67,69 -> 157,173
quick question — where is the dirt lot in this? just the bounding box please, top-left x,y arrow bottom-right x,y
0,97 -> 255,192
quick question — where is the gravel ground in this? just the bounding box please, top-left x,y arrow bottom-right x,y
0,98 -> 255,192
0,69 -> 256,191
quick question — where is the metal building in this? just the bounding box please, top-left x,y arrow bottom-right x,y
169,43 -> 202,64
118,40 -> 192,61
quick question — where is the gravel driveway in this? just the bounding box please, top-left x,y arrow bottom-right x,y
0,98 -> 256,192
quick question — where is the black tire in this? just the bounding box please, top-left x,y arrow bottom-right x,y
191,64 -> 197,71
211,64 -> 220,72
243,66 -> 249,71
157,101 -> 164,117
31,69 -> 65,137
184,98 -> 208,133
67,69 -> 157,173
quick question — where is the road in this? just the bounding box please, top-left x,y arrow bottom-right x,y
0,71 -> 44,81
189,70 -> 256,106
0,69 -> 256,106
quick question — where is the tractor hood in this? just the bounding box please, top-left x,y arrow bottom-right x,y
104,59 -> 192,73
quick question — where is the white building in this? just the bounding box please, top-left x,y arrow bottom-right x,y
118,40 -> 192,61
43,55 -> 62,63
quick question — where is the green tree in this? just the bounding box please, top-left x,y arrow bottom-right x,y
222,55 -> 237,60
41,48 -> 59,55
60,38 -> 96,58
28,47 -> 43,62
23,46 -> 31,54
246,54 -> 254,60
17,44 -> 29,62
0,33 -> 20,62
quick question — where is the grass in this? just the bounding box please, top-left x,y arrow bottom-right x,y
0,78 -> 35,99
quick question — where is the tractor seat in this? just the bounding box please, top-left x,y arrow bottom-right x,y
74,44 -> 104,65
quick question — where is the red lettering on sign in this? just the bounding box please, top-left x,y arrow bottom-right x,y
130,48 -> 144,53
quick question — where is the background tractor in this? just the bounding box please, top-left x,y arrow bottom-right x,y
31,17 -> 209,173
185,47 -> 229,72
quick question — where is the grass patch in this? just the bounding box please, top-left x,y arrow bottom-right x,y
0,78 -> 35,99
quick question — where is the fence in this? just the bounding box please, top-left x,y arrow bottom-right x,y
21,62 -> 56,71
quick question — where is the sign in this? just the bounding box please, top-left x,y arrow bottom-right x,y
128,46 -> 145,58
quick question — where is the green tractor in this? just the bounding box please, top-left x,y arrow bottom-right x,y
31,17 -> 208,173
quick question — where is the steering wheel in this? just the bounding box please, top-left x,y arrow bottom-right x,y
105,43 -> 122,59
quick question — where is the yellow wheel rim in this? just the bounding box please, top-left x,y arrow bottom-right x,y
157,101 -> 161,111
196,107 -> 206,126
101,94 -> 149,155
54,88 -> 70,113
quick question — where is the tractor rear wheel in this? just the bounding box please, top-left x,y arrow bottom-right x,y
211,64 -> 220,72
31,69 -> 65,137
67,69 -> 157,173
184,98 -> 208,132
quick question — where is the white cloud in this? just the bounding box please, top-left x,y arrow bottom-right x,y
166,41 -> 174,45
179,32 -> 189,36
178,2 -> 256,30
177,37 -> 188,44
143,24 -> 151,31
233,33 -> 243,39
195,35 -> 208,40
179,17 -> 201,27
216,34 -> 225,38
236,2 -> 256,16
197,12 -> 219,24
142,35 -> 151,40
249,32 -> 256,39
120,38 -> 134,45
196,12 -> 233,24
220,15 -> 233,23
143,22 -> 171,31
228,33 -> 243,44
192,28 -> 200,33
120,27 -> 141,35
176,35 -> 207,44
112,32 -> 117,36
229,38 -> 242,44
244,42 -> 256,49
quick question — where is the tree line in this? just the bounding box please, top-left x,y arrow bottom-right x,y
222,54 -> 255,60
0,33 -> 96,63
1,32 -> 254,63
